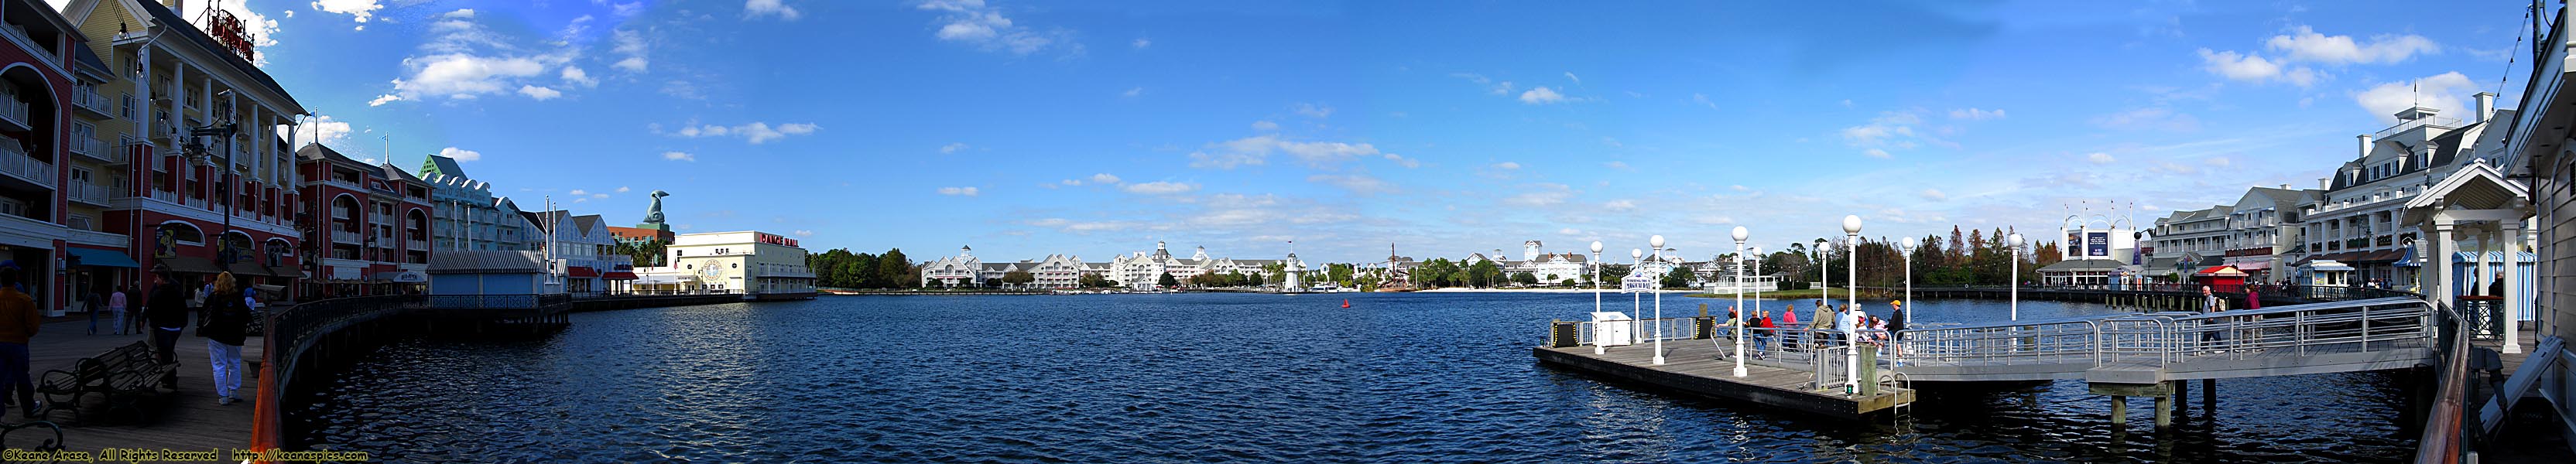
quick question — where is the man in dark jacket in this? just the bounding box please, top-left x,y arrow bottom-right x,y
144,273 -> 190,365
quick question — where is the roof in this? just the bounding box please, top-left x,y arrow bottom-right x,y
132,0 -> 303,113
2194,265 -> 2247,276
2036,258 -> 2126,273
421,153 -> 469,179
70,45 -> 111,80
428,251 -> 548,274
296,143 -> 368,168
572,215 -> 602,234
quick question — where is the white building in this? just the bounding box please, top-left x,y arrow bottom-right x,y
633,230 -> 814,299
419,153 -> 535,252
526,211 -> 632,295
2299,98 -> 2512,289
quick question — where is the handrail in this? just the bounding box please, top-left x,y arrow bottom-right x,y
250,295 -> 425,459
2413,302 -> 2471,464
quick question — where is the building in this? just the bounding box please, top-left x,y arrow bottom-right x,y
608,189 -> 674,246
2499,7 -> 2573,449
2147,205 -> 2232,281
524,210 -> 630,295
2217,187 -> 2319,284
59,0 -> 310,307
2298,98 -> 2512,289
634,230 -> 814,299
417,152 -> 534,253
296,143 -> 431,296
920,245 -> 979,287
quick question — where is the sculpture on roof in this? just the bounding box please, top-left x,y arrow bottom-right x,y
642,190 -> 670,224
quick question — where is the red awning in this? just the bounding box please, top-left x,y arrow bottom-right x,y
567,266 -> 600,278
601,271 -> 639,280
2194,265 -> 2247,277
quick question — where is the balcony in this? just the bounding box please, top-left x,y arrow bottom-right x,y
2373,115 -> 2464,139
67,135 -> 113,163
0,94 -> 26,132
70,86 -> 111,119
66,182 -> 110,206
331,230 -> 362,244
0,142 -> 55,189
67,229 -> 125,247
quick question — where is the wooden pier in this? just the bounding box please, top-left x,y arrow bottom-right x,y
0,318 -> 257,460
1533,341 -> 1914,419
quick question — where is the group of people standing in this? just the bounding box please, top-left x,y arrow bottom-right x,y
1717,298 -> 1907,359
0,270 -> 262,419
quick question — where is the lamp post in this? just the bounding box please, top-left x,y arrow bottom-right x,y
1732,227 -> 1749,377
1841,215 -> 1862,393
2009,233 -> 2026,321
1650,235 -> 1667,366
1591,241 -> 1604,354
1901,237 -> 1917,328
1749,245 -> 1764,316
1815,238 -> 1829,302
1629,247 -> 1643,346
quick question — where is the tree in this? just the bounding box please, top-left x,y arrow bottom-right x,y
1079,274 -> 1115,288
1466,260 -> 1502,288
1512,271 -> 1539,286
1661,265 -> 1694,289
1157,272 -> 1179,288
1002,271 -> 1035,287
879,248 -> 913,288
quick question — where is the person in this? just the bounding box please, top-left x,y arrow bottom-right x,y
2246,288 -> 2262,310
1752,309 -> 1775,359
199,272 -> 249,405
1810,303 -> 1834,332
1845,305 -> 1870,346
0,270 -> 39,418
145,273 -> 191,370
84,287 -> 101,335
2201,285 -> 2218,312
1886,300 -> 1909,354
1780,303 -> 1800,326
107,285 -> 127,336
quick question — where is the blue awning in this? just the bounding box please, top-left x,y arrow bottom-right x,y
66,247 -> 138,268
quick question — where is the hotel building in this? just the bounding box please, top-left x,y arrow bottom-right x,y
2298,99 -> 2512,288
524,210 -> 632,295
417,152 -> 535,253
296,143 -> 431,295
635,230 -> 814,299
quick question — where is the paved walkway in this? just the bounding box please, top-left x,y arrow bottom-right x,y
0,316 -> 259,460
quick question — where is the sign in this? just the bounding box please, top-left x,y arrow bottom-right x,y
755,232 -> 799,247
2086,231 -> 2111,258
1621,275 -> 1656,292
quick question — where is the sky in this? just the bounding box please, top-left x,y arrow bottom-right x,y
55,0 -> 2554,264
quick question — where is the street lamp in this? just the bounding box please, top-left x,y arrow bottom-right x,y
187,90 -> 242,268
1841,215 -> 1862,393
1591,241 -> 1605,354
1900,237 -> 1917,329
1730,226 -> 1749,377
1629,247 -> 1643,346
2009,232 -> 2026,322
1650,234 -> 1667,366
1814,238 -> 1830,302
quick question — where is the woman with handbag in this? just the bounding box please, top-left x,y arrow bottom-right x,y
198,272 -> 250,405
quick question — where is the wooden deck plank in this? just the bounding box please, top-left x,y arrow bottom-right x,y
1536,338 -> 1913,420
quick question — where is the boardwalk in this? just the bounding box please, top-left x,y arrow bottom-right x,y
0,318 -> 255,459
1533,339 -> 1915,419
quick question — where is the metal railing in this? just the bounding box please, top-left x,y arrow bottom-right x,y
425,293 -> 574,309
1867,284 -> 2417,302
253,295 -> 425,454
0,142 -> 53,188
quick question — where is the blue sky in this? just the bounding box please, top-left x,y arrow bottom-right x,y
85,0 -> 2547,264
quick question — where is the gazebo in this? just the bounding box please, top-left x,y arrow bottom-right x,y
2399,159 -> 2533,353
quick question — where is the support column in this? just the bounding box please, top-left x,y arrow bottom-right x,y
2154,394 -> 2174,428
2111,396 -> 2128,427
2502,220 -> 2524,354
2432,217 -> 2455,308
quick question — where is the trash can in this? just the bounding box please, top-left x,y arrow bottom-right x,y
1591,312 -> 1633,346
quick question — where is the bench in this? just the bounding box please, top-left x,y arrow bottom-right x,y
36,341 -> 173,424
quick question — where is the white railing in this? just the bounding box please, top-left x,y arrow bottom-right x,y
66,182 -> 110,205
149,189 -> 179,203
0,95 -> 26,131
71,86 -> 111,115
0,142 -> 54,188
67,229 -> 126,247
2375,115 -> 2465,139
331,230 -> 362,244
67,135 -> 103,161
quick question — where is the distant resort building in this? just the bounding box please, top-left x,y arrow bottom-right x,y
633,231 -> 814,299
418,153 -> 536,253
922,241 -> 1303,290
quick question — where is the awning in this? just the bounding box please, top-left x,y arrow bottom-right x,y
156,257 -> 223,275
567,266 -> 599,278
227,261 -> 273,277
601,271 -> 639,280
65,247 -> 138,268
2304,260 -> 2355,271
269,265 -> 307,278
2194,265 -> 2247,277
370,271 -> 427,283
2347,250 -> 2406,263
2233,261 -> 2270,271
633,275 -> 696,285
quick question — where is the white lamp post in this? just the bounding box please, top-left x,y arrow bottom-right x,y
2009,232 -> 2026,322
1591,241 -> 1605,354
1841,215 -> 1862,394
1900,237 -> 1917,328
1815,238 -> 1829,303
1749,245 -> 1764,316
1730,226 -> 1749,377
1630,247 -> 1644,346
1650,235 -> 1667,366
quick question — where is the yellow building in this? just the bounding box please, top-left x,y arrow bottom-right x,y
60,0 -> 307,294
633,231 -> 815,300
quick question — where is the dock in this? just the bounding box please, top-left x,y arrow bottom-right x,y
1533,340 -> 1914,419
0,318 -> 255,460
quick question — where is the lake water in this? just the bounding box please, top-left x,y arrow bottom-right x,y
294,292 -> 2420,462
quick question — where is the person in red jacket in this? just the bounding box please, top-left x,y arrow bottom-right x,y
0,269 -> 40,418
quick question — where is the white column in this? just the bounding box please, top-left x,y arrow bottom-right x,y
2502,220 -> 2524,354
2432,217 -> 2454,309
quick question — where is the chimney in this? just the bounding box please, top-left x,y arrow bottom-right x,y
2475,92 -> 2496,124
2357,135 -> 2372,159
2317,178 -> 2329,189
2280,183 -> 2291,189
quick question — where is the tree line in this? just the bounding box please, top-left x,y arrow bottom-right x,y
806,248 -> 921,289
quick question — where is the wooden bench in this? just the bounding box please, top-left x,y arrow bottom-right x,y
36,341 -> 173,424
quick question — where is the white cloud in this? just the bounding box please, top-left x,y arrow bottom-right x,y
2355,72 -> 2477,124
1603,199 -> 1636,211
388,54 -> 546,101
1251,121 -> 1279,131
1730,185 -> 1750,192
616,186 -> 632,193
1505,183 -> 1573,207
1089,173 -> 1121,184
918,0 -> 1074,56
1919,189 -> 1947,201
517,85 -> 563,100
1691,93 -> 1717,109
937,186 -> 980,196
1293,103 -> 1333,118
2265,26 -> 2438,65
2197,49 -> 2317,87
745,0 -> 801,20
311,0 -> 385,22
1558,227 -> 1584,236
1948,107 -> 2006,120
175,1 -> 279,65
560,67 -> 596,87
940,142 -> 969,154
1132,38 -> 1151,49
1605,161 -> 1632,170
439,147 -> 484,162
1122,87 -> 1143,97
1493,162 -> 1522,170
2149,161 -> 2198,175
663,151 -> 696,162
1864,148 -> 1891,159
670,121 -> 822,144
300,114 -> 355,148
1122,181 -> 1199,195
1383,153 -> 1420,169
1308,174 -> 1395,195
569,189 -> 589,196
612,29 -> 649,73
366,94 -> 401,106
1187,135 -> 1389,169
2204,156 -> 2232,167
2087,152 -> 2116,164
1519,87 -> 1567,104
1564,72 -> 1581,85
794,230 -> 814,237
591,193 -> 609,200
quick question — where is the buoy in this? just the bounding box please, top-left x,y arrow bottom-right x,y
1341,299 -> 1351,309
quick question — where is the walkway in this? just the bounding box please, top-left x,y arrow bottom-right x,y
0,317 -> 255,456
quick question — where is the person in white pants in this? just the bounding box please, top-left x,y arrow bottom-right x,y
197,272 -> 250,405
